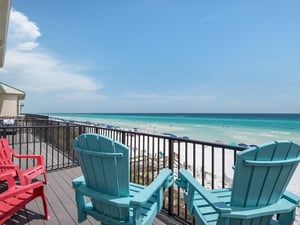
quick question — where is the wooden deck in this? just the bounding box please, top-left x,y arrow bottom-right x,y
3,167 -> 182,225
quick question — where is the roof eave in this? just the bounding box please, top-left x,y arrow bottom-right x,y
0,0 -> 12,67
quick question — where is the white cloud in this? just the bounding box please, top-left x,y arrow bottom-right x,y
56,91 -> 106,103
125,91 -> 214,103
0,9 -> 104,112
15,41 -> 39,51
199,14 -> 223,24
6,50 -> 102,92
8,9 -> 41,51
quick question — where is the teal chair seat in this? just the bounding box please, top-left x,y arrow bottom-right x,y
72,133 -> 173,225
176,140 -> 300,225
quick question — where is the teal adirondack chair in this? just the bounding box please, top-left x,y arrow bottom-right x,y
176,140 -> 300,225
72,133 -> 173,225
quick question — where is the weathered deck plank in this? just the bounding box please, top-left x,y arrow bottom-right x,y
3,167 -> 178,225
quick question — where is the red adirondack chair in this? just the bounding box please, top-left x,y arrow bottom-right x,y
0,138 -> 48,185
0,171 -> 50,224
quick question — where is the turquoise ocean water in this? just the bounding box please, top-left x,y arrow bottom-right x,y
45,113 -> 300,146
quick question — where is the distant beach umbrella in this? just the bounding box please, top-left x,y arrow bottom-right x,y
238,143 -> 248,147
163,133 -> 177,138
181,136 -> 190,140
249,144 -> 258,148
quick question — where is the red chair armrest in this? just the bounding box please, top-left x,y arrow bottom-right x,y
0,181 -> 44,201
13,153 -> 44,165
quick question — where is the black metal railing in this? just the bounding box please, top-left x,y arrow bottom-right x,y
0,114 -> 246,224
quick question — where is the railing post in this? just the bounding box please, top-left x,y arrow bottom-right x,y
44,126 -> 49,170
121,131 -> 126,145
79,126 -> 83,135
66,123 -> 71,163
168,139 -> 174,216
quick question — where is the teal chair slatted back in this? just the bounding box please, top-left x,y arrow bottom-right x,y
175,140 -> 300,225
74,133 -> 130,220
231,140 -> 300,209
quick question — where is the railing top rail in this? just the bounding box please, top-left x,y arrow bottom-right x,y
4,115 -> 248,152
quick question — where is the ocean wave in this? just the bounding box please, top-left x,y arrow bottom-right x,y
270,130 -> 291,135
193,124 -> 207,128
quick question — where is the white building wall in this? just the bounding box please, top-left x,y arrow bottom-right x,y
0,94 -> 18,117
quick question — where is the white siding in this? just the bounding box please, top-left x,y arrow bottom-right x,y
0,94 -> 19,117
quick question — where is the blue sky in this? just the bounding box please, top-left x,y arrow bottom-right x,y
0,1 -> 299,113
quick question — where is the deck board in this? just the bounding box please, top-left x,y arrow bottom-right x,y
3,167 -> 178,225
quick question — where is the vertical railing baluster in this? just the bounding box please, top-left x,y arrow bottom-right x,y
142,135 -> 145,185
146,135 -> 150,185
151,137 -> 155,183
202,144 -> 205,186
222,147 -> 225,188
45,126 -> 49,170
56,125 -> 60,169
137,134 -> 141,184
169,139 -> 174,216
66,124 -> 71,167
212,145 -> 215,189
157,137 -> 160,173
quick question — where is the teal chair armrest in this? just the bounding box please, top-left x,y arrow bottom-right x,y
72,170 -> 173,208
283,190 -> 300,204
130,168 -> 173,207
176,169 -> 231,213
75,184 -> 132,207
72,175 -> 85,187
222,198 -> 297,219
73,176 -> 131,206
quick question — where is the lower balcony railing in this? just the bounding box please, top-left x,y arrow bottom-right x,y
0,114 -> 246,224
